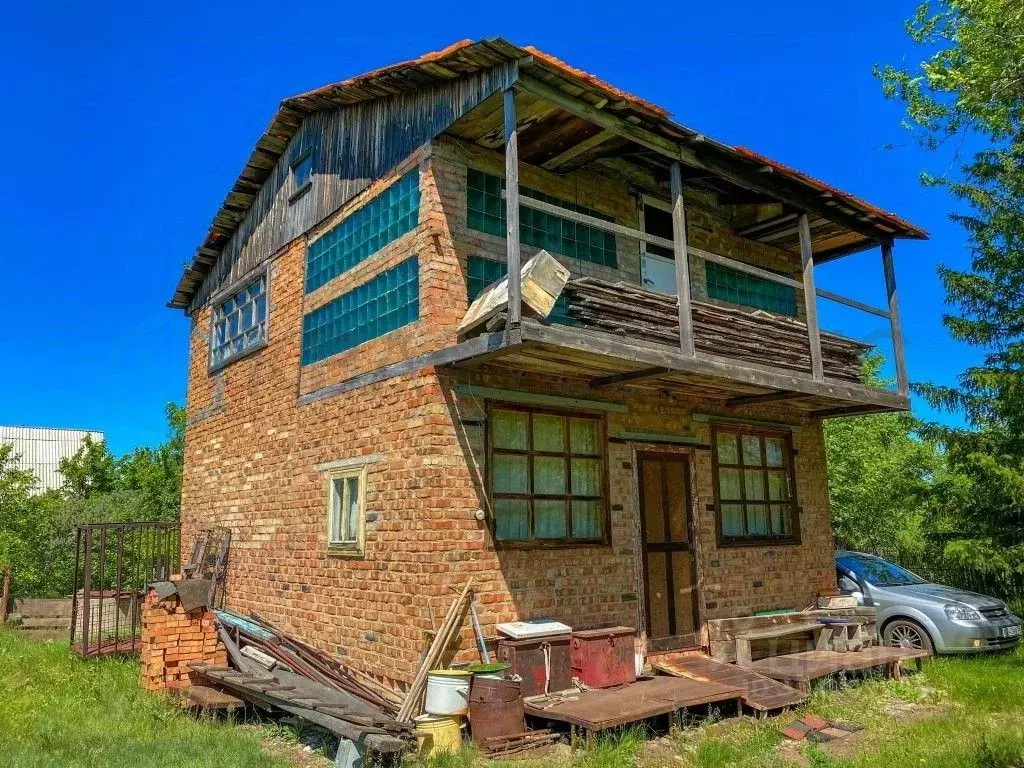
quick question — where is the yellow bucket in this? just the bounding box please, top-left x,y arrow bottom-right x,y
413,713 -> 464,756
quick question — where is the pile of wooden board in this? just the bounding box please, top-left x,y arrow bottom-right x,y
563,277 -> 869,383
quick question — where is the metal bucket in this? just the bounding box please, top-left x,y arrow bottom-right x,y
425,669 -> 471,715
469,676 -> 525,745
413,713 -> 464,756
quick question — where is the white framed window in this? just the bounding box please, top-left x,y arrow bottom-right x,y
209,270 -> 268,371
320,457 -> 376,555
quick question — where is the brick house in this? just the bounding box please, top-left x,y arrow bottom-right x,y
170,39 -> 924,690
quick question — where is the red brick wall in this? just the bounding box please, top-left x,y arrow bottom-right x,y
180,141 -> 837,689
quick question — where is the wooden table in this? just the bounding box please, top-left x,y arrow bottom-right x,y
733,621 -> 825,665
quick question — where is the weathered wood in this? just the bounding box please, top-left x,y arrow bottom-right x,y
453,384 -> 627,412
882,242 -> 909,395
670,162 -> 695,357
726,391 -> 808,407
651,652 -> 807,712
459,251 -> 570,335
798,214 -> 824,382
504,87 -> 522,329
589,366 -> 671,389
184,685 -> 245,712
541,128 -> 616,171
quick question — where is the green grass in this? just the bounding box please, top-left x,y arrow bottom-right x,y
0,628 -> 293,768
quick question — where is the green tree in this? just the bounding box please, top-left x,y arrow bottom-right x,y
58,435 -> 118,500
877,0 -> 1024,595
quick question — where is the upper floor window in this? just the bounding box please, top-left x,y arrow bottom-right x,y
705,262 -> 797,317
488,404 -> 607,546
713,424 -> 798,545
290,149 -> 313,201
210,273 -> 268,370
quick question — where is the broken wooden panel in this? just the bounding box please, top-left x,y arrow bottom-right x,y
458,250 -> 570,335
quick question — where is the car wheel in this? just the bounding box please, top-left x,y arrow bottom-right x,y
884,619 -> 933,652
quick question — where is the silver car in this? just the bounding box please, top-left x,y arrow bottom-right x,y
836,551 -> 1022,654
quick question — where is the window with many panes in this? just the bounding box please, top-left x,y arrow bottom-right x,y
210,272 -> 268,370
488,405 -> 606,545
713,424 -> 798,544
327,465 -> 367,555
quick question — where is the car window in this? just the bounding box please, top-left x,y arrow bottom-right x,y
837,554 -> 927,587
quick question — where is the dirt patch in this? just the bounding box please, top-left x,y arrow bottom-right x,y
243,726 -> 334,768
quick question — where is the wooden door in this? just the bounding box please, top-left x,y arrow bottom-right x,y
638,452 -> 700,651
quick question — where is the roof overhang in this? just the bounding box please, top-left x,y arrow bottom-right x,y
169,38 -> 927,311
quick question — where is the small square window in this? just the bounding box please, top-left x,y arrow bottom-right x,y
291,150 -> 313,199
326,465 -> 368,555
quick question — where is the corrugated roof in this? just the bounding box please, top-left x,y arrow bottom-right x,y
0,426 -> 104,494
169,37 -> 928,310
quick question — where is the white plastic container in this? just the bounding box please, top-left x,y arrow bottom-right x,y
425,669 -> 471,715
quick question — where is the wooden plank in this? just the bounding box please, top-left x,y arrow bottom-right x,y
725,391 -> 808,407
184,685 -> 245,711
671,162 -> 695,357
798,214 -> 824,382
453,384 -> 627,412
816,287 -> 890,319
609,431 -> 706,446
504,87 -> 522,329
589,366 -> 671,389
541,128 -> 616,171
297,330 -> 518,405
882,242 -> 909,395
651,653 -> 807,712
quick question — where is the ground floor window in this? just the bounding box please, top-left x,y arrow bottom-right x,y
487,403 -> 607,545
323,461 -> 370,555
712,424 -> 799,544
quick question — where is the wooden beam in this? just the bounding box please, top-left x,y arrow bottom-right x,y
297,331 -> 517,405
452,384 -> 628,413
810,403 -> 897,419
798,214 -> 824,382
882,242 -> 909,395
725,391 -> 809,407
541,128 -> 616,171
504,87 -> 522,329
589,366 -> 671,389
735,213 -> 799,238
518,319 -> 910,411
816,288 -> 890,319
671,162 -> 696,357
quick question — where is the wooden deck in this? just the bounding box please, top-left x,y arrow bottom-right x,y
742,647 -> 930,691
524,676 -> 742,736
650,652 -> 808,713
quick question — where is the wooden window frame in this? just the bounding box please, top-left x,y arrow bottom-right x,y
289,147 -> 313,204
485,401 -> 610,549
208,265 -> 270,373
711,422 -> 801,547
324,462 -> 369,557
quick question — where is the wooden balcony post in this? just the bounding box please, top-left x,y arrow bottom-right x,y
798,213 -> 824,381
882,241 -> 909,395
503,87 -> 522,329
670,162 -> 695,357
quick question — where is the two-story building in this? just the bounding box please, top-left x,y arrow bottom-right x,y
171,39 -> 925,690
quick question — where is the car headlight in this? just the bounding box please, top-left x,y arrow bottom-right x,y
944,604 -> 983,621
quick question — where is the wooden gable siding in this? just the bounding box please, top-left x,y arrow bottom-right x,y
188,62 -> 518,314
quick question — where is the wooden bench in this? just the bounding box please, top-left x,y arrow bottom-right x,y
734,621 -> 825,665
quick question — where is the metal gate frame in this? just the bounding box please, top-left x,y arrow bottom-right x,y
71,521 -> 180,658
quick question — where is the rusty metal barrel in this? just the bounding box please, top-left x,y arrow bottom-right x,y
469,676 -> 525,745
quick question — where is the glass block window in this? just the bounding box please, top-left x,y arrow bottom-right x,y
713,424 -> 798,543
305,170 -> 420,293
466,256 -> 572,325
210,273 -> 268,370
488,404 -> 606,545
705,261 -> 797,317
301,256 -> 419,365
466,169 -> 617,269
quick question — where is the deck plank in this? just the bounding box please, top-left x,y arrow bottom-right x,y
651,652 -> 808,712
524,676 -> 742,731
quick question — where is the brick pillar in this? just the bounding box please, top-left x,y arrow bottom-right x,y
140,588 -> 227,691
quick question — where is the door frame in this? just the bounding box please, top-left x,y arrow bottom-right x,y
633,447 -> 703,652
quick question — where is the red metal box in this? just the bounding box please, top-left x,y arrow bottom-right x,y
496,634 -> 572,696
570,626 -> 636,688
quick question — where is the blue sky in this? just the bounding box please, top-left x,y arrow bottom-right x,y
0,1 -> 976,455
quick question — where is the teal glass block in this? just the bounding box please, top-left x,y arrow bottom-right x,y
465,170 -> 617,269
306,171 -> 420,293
301,256 -> 420,365
705,261 -> 797,317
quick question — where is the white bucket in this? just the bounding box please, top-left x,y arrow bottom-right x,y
425,669 -> 471,715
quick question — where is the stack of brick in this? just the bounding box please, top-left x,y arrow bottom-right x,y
140,587 -> 227,692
